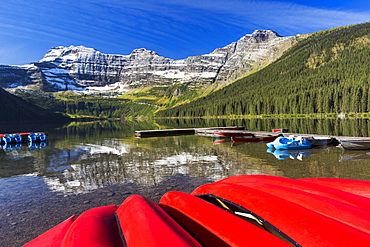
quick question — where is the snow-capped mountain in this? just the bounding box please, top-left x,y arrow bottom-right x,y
0,30 -> 298,92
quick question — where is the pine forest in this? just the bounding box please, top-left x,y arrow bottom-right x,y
156,23 -> 370,118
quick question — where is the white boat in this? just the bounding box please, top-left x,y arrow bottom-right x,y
339,139 -> 370,150
306,136 -> 335,146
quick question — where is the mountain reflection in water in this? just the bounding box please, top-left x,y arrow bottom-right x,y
2,119 -> 370,196
1,135 -> 280,195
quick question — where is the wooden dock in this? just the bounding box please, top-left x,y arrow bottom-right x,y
135,127 -> 370,143
135,127 -> 244,138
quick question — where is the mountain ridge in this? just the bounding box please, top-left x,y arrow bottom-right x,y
0,30 -> 298,93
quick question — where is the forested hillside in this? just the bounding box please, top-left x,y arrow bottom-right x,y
11,90 -> 157,120
156,23 -> 370,117
0,87 -> 69,123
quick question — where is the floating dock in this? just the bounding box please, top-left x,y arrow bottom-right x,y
135,127 -> 370,144
135,127 -> 244,138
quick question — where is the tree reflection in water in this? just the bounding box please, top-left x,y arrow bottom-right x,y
1,118 -> 370,196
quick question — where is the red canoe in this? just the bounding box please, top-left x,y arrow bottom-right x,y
231,135 -> 280,142
159,191 -> 291,246
116,195 -> 201,247
24,175 -> 370,247
214,131 -> 254,137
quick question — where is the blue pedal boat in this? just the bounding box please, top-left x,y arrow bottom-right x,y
267,136 -> 312,150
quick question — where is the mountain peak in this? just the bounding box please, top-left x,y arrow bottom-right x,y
131,48 -> 159,56
234,30 -> 283,44
252,30 -> 281,37
39,45 -> 98,63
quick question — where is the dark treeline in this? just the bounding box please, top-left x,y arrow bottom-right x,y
156,23 -> 370,117
11,90 -> 156,119
63,99 -> 155,118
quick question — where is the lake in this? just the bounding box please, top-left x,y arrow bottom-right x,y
1,118 -> 370,245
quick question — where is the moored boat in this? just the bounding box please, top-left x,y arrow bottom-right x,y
214,131 -> 254,137
272,128 -> 289,133
0,132 -> 48,144
306,136 -> 335,146
231,135 -> 280,143
28,132 -> 47,142
339,139 -> 370,150
267,136 -> 312,150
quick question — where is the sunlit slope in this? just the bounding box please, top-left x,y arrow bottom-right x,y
156,23 -> 370,117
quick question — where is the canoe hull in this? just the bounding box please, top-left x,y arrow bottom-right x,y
214,132 -> 254,137
232,135 -> 279,142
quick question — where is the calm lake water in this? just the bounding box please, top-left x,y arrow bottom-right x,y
2,118 -> 370,245
2,118 -> 370,195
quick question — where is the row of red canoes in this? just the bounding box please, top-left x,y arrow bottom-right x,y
24,175 -> 370,247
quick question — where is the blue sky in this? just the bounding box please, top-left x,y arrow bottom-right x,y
1,0 -> 370,65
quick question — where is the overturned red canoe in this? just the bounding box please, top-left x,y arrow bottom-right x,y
159,191 -> 291,246
116,195 -> 201,247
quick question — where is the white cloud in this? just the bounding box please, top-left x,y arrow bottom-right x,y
149,0 -> 370,34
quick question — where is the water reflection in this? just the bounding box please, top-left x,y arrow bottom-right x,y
339,150 -> 370,161
267,148 -> 312,161
2,119 -> 370,196
1,141 -> 47,152
0,134 -> 286,195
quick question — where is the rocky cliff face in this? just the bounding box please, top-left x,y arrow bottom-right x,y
0,30 -> 298,92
